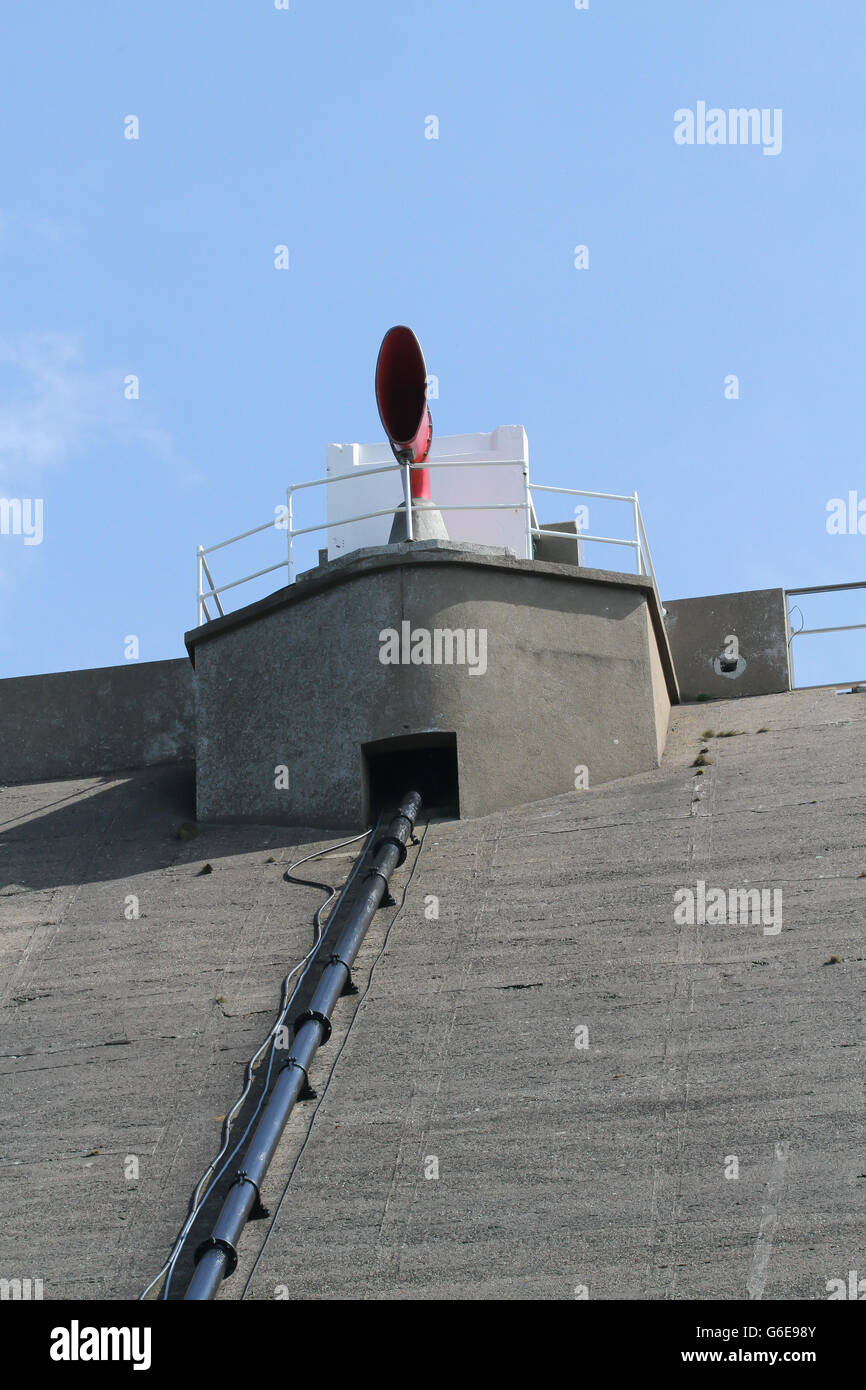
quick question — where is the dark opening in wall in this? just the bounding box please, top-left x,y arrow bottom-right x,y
363,733 -> 459,820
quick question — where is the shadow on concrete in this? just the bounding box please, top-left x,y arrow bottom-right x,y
0,762 -> 344,893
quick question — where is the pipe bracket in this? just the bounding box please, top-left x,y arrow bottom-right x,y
294,1009 -> 332,1045
280,1056 -> 317,1099
231,1170 -> 269,1220
329,952 -> 359,995
372,834 -> 408,868
193,1236 -> 238,1280
364,867 -> 397,905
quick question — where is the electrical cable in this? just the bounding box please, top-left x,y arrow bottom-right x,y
139,820 -> 380,1300
239,817 -> 429,1299
787,604 -> 805,641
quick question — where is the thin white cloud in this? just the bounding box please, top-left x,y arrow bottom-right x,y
0,331 -> 191,481
0,209 -> 79,253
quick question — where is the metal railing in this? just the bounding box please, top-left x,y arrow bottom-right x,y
195,458 -> 659,625
785,581 -> 866,688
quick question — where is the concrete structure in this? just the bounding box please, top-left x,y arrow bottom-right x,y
186,541 -> 678,828
387,497 -> 450,544
2,687 -> 863,1300
534,518 -> 582,566
0,659 -> 194,786
663,587 -> 790,701
4,508 -> 862,1303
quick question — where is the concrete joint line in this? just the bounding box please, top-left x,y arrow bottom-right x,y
746,1141 -> 790,1300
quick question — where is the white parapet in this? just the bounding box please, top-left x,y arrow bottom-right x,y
326,425 -> 530,562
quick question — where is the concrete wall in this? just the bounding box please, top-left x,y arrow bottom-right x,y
188,541 -> 678,828
645,605 -> 672,760
0,659 -> 194,785
534,520 -> 581,566
663,588 -> 790,701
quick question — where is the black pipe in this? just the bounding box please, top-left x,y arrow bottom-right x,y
184,791 -> 422,1300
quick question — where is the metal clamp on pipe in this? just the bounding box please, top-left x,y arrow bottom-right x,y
371,834 -> 408,867
363,865 -> 396,905
293,1009 -> 332,1045
231,1171 -> 269,1220
329,952 -> 359,995
193,1237 -> 238,1280
279,1056 -> 317,1100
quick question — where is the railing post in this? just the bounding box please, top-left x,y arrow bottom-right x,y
287,487 -> 294,583
632,492 -> 643,575
783,591 -> 795,691
402,460 -> 414,541
575,509 -> 585,567
635,498 -> 660,596
197,546 -> 204,626
524,466 -> 533,561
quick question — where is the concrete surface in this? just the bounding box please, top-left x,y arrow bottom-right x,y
187,542 -> 677,828
1,685 -> 863,1300
229,685 -> 865,1301
664,588 -> 790,701
534,520 -> 582,566
0,763 -> 358,1299
388,499 -> 450,544
0,660 -> 194,786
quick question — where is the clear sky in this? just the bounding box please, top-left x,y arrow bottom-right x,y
0,1 -> 863,686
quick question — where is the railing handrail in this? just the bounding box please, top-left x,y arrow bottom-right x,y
531,529 -> 634,546
786,581 -> 866,597
530,484 -> 635,503
634,496 -> 659,593
195,458 -> 659,625
784,581 -> 865,688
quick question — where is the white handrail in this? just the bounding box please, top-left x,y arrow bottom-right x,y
533,529 -> 635,547
201,519 -> 279,556
530,484 -> 636,502
784,581 -> 866,688
634,496 -> 660,593
196,457 -> 660,625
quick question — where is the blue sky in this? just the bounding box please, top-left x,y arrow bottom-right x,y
0,1 -> 863,685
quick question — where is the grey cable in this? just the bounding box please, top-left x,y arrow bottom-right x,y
139,823 -> 378,1300
239,818 -> 429,1300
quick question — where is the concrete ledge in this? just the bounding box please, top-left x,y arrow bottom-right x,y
0,659 -> 194,785
186,541 -> 679,705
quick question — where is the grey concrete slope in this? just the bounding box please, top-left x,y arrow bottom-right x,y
229,687 -> 865,1301
0,765 -> 370,1300
1,687 -> 864,1301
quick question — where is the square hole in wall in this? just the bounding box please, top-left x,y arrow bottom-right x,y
362,733 -> 459,820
